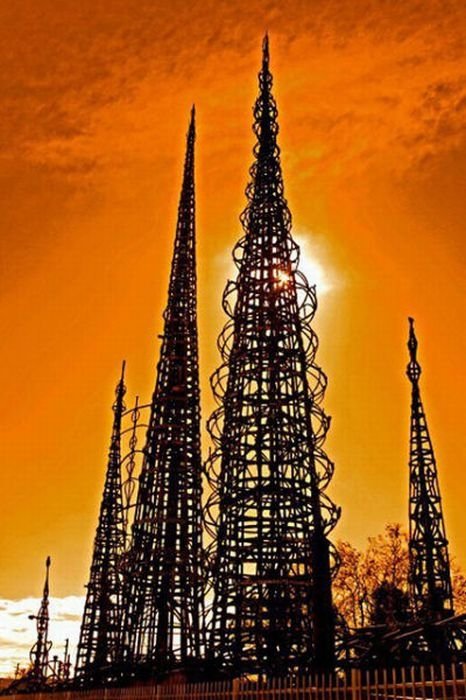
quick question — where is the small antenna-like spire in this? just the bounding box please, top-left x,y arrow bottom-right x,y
43,556 -> 51,597
28,557 -> 52,687
407,317 -> 421,383
188,104 -> 196,141
262,32 -> 270,69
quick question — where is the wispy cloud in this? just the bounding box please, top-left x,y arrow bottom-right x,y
1,0 -> 465,178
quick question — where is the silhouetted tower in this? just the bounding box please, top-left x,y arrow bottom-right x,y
407,318 -> 454,620
29,556 -> 52,686
204,37 -> 339,677
120,108 -> 204,676
75,363 -> 127,685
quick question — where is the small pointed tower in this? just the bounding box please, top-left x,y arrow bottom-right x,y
75,362 -> 127,685
120,108 -> 204,676
406,318 -> 454,620
29,556 -> 52,686
204,36 -> 339,676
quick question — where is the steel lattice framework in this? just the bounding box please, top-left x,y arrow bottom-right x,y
405,317 -> 466,665
407,317 -> 453,621
75,363 -> 127,685
120,108 -> 204,677
29,556 -> 53,687
3,557 -> 56,694
204,36 -> 340,677
346,320 -> 466,669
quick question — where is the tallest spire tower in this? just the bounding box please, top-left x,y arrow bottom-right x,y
205,37 -> 339,676
121,109 -> 204,677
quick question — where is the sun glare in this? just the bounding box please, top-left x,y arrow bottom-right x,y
274,268 -> 291,288
214,230 -> 335,298
293,232 -> 333,295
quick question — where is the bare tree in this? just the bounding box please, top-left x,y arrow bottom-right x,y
333,523 -> 466,629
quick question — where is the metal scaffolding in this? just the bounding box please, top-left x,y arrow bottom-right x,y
120,108 -> 205,679
204,36 -> 340,677
75,363 -> 127,685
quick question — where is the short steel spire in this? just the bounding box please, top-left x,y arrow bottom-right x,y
407,318 -> 453,620
75,362 -> 127,685
29,556 -> 52,686
120,109 -> 204,678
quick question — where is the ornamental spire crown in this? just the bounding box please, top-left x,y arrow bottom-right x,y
407,317 -> 421,383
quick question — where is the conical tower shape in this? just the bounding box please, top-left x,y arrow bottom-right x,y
75,363 -> 127,685
120,109 -> 204,676
204,37 -> 339,676
406,318 -> 453,620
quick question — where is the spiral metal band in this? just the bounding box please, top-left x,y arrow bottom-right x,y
204,36 -> 340,676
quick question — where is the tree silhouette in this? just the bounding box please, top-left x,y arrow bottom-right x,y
333,523 -> 466,629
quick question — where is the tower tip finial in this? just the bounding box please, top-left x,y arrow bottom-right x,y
121,359 -> 126,379
407,316 -> 420,381
44,556 -> 51,593
408,317 -> 417,346
187,104 -> 196,141
262,32 -> 270,66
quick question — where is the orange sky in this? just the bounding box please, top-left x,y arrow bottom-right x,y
1,0 -> 466,614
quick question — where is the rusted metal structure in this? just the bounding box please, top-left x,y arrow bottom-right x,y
204,36 -> 339,677
3,558 -> 55,694
75,363 -> 127,685
348,319 -> 466,667
407,317 -> 453,621
405,317 -> 466,659
29,556 -> 53,687
120,108 -> 204,679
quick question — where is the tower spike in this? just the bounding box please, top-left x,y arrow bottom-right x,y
262,32 -> 270,68
205,37 -> 339,677
75,365 -> 127,685
406,318 -> 454,621
44,555 -> 51,594
29,556 -> 52,686
120,109 -> 204,677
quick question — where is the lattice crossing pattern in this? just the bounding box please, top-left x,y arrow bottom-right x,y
75,364 -> 127,685
29,556 -> 53,687
204,37 -> 340,677
407,318 -> 454,620
120,109 -> 204,676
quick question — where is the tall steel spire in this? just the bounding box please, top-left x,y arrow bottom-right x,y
204,36 -> 339,677
120,108 -> 204,677
407,318 -> 453,620
75,362 -> 127,685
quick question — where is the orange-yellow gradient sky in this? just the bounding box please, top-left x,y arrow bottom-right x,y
1,0 -> 466,665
